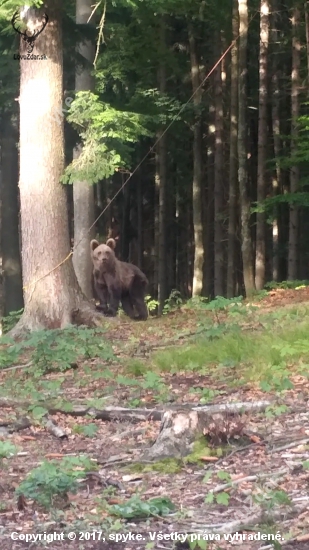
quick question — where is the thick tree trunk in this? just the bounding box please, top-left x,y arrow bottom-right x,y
72,0 -> 95,299
288,5 -> 301,280
13,1 -> 100,335
1,113 -> 23,315
214,32 -> 225,297
189,24 -> 204,297
255,0 -> 269,290
238,0 -> 256,296
227,0 -> 239,298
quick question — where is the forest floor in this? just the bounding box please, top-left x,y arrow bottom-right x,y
1,287 -> 309,549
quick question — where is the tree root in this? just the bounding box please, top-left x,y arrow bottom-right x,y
8,301 -> 117,338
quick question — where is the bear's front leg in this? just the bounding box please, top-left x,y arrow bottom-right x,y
94,281 -> 109,314
108,286 -> 121,316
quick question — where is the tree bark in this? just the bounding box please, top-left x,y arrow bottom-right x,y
121,178 -> 130,261
204,104 -> 215,297
255,0 -> 269,290
155,18 -> 168,315
1,113 -> 24,315
271,0 -> 281,282
238,0 -> 256,296
288,4 -> 301,280
13,1 -> 100,335
227,0 -> 239,298
136,166 -> 143,270
72,0 -> 95,299
189,24 -> 204,297
214,32 -> 225,297
305,1 -> 309,87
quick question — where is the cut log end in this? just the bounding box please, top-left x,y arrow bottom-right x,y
142,410 -> 205,461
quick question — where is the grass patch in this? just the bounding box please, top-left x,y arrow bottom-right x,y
141,316 -> 309,388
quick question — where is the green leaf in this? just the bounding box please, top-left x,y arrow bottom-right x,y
216,492 -> 230,506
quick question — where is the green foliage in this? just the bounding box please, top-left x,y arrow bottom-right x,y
252,192 -> 309,215
0,326 -> 115,374
251,110 -> 309,216
195,296 -> 250,325
184,440 -> 213,464
265,404 -> 289,418
190,387 -> 220,404
163,290 -> 183,314
145,288 -> 184,316
16,455 -> 94,509
259,338 -> 309,391
252,489 -> 291,513
141,371 -> 168,397
216,471 -> 231,482
1,308 -> 23,333
185,296 -> 210,310
126,359 -> 147,376
62,91 -> 151,184
259,364 -> 294,393
109,495 -> 175,519
73,423 -> 99,438
0,0 -> 44,13
145,295 -> 159,313
204,296 -> 244,313
265,280 -> 309,290
114,370 -> 169,404
29,405 -> 49,420
0,335 -> 20,368
0,440 -> 18,459
150,316 -> 309,386
205,491 -> 230,506
188,540 -> 208,550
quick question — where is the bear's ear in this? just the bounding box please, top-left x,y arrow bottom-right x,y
90,239 -> 100,251
106,238 -> 116,250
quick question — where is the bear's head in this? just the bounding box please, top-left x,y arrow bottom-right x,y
90,239 -> 117,273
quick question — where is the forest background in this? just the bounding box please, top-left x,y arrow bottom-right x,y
0,0 -> 309,326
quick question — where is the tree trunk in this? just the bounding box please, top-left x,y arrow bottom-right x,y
227,0 -> 239,298
1,113 -> 24,316
255,0 -> 269,290
136,167 -> 143,270
13,1 -> 100,335
156,18 -> 167,315
271,0 -> 281,282
189,24 -> 204,297
305,1 -> 309,86
238,0 -> 256,296
121,179 -> 130,261
288,4 -> 301,280
204,104 -> 215,297
72,0 -> 95,299
214,32 -> 225,297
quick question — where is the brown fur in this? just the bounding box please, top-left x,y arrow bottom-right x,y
90,238 -> 148,320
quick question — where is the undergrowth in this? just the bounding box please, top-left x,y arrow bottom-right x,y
1,296 -> 309,407
16,455 -> 95,510
0,325 -> 115,374
128,304 -> 309,392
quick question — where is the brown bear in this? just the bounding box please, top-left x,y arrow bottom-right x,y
90,238 -> 148,320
